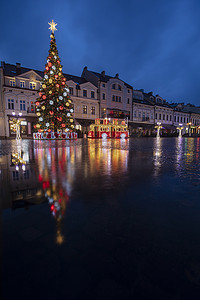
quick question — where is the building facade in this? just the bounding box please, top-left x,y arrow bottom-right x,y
1,61 -> 200,138
81,67 -> 133,120
0,62 -> 99,138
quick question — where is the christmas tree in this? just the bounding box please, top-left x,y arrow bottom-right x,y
34,20 -> 74,138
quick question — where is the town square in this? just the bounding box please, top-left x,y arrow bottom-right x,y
1,1 -> 200,299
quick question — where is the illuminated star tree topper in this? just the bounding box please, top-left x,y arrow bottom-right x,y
48,20 -> 57,34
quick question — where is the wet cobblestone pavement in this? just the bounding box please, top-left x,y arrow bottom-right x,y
1,138 -> 200,299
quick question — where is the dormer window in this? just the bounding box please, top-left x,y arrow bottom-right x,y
157,98 -> 162,103
30,82 -> 36,90
10,80 -> 15,87
91,91 -> 95,98
83,90 -> 87,97
20,81 -> 25,88
118,85 -> 121,91
112,84 -> 116,89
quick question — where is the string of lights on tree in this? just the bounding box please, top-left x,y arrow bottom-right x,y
34,20 -> 74,137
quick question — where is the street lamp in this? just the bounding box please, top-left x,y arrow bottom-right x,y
176,123 -> 184,137
10,113 -> 23,140
155,122 -> 162,138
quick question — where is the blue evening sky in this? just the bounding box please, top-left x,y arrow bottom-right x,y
1,0 -> 200,105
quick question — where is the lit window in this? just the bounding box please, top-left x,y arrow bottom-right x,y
83,105 -> 87,114
69,87 -> 73,95
10,80 -> 16,87
83,90 -> 87,97
20,100 -> 26,111
91,91 -> 95,98
8,99 -> 14,110
30,82 -> 36,89
112,84 -> 116,89
20,81 -> 25,88
102,93 -> 105,100
91,106 -> 95,115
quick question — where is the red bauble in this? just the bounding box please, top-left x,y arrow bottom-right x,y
57,60 -> 60,64
56,84 -> 59,88
48,62 -> 52,67
33,125 -> 36,128
36,101 -> 40,106
55,75 -> 58,79
61,124 -> 65,128
39,92 -> 42,97
42,95 -> 46,100
48,129 -> 51,132
50,111 -> 54,115
59,106 -> 63,110
62,81 -> 65,85
38,129 -> 42,132
45,66 -> 49,71
57,117 -> 62,122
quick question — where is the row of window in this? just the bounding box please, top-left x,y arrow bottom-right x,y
174,116 -> 189,123
155,113 -> 172,121
83,105 -> 96,115
10,80 -> 36,89
69,87 -> 95,98
134,111 -> 154,120
112,95 -> 121,102
8,99 -> 26,110
13,170 -> 29,181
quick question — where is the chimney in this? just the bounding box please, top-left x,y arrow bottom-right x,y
115,73 -> 119,78
83,66 -> 87,71
1,61 -> 5,69
101,70 -> 105,77
16,62 -> 21,75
